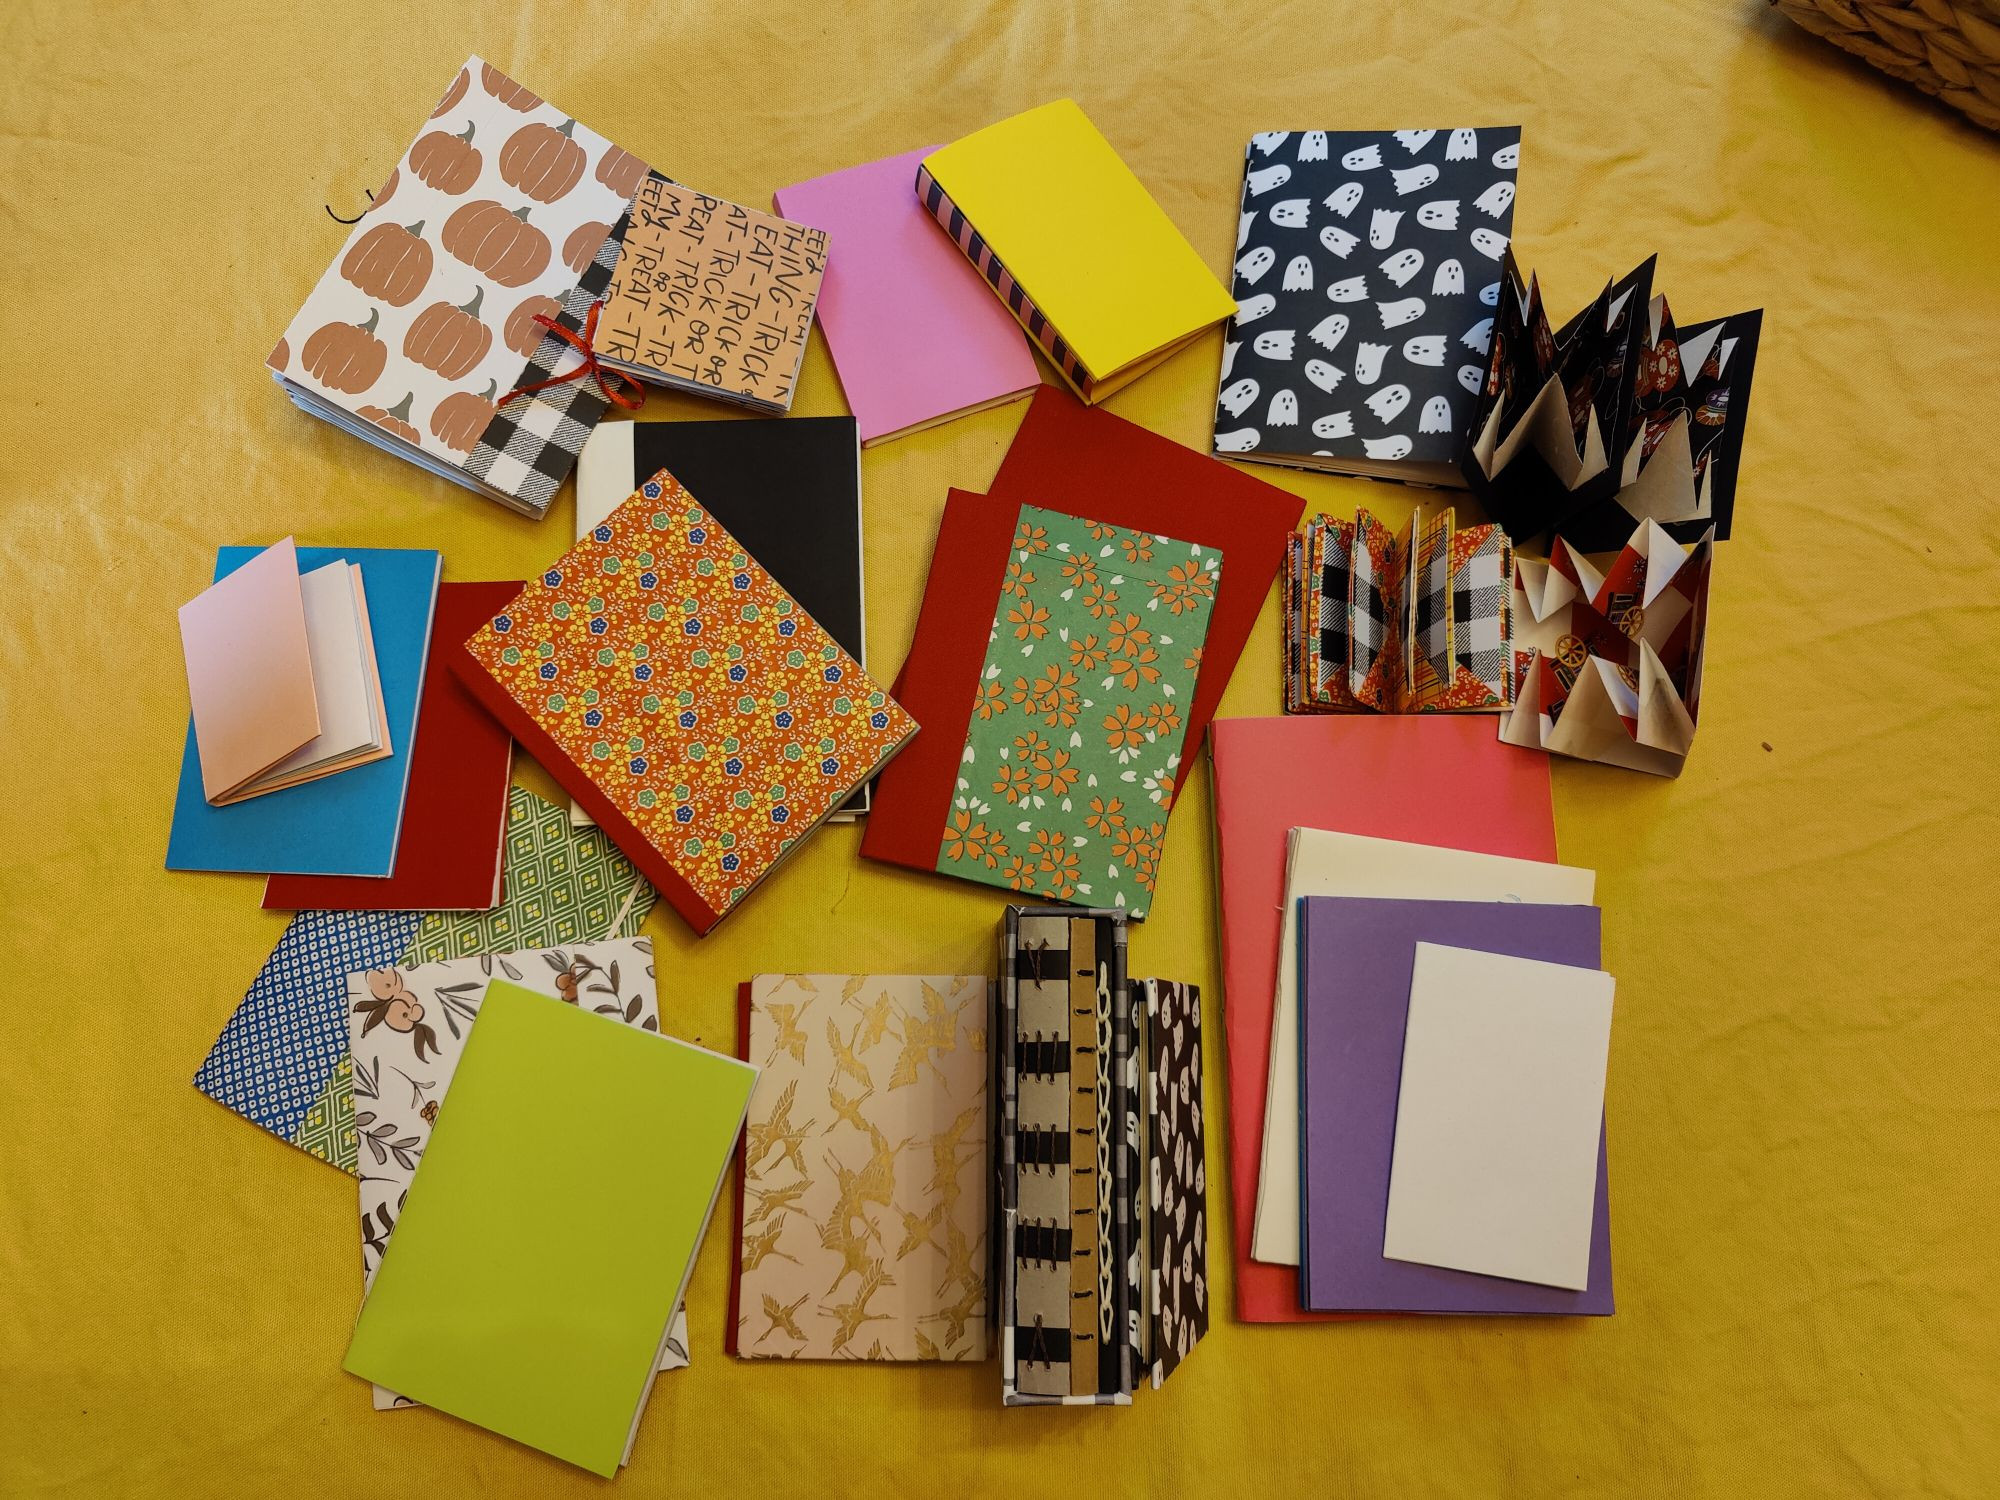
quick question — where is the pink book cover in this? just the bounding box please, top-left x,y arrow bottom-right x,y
775,148 -> 1040,445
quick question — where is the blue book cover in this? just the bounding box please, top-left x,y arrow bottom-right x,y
166,545 -> 441,876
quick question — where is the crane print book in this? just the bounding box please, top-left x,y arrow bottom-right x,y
1213,127 -> 1521,485
453,467 -> 919,935
268,57 -> 652,518
728,973 -> 992,1362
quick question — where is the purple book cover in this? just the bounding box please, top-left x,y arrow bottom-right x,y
1298,896 -> 1613,1315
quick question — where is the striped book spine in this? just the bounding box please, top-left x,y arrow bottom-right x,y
914,162 -> 1091,394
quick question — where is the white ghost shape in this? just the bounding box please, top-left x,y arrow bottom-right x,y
1391,163 -> 1439,196
1377,296 -> 1425,328
1403,334 -> 1446,366
1304,359 -> 1343,393
1270,197 -> 1310,229
1327,275 -> 1369,303
1282,255 -> 1314,291
1234,292 -> 1277,324
1457,363 -> 1486,393
1214,427 -> 1262,453
1234,245 -> 1276,285
1312,411 -> 1355,440
1308,313 -> 1350,350
1325,181 -> 1364,217
1474,181 -> 1515,218
1253,328 -> 1296,360
1267,389 -> 1299,426
1492,141 -> 1519,169
1479,281 -> 1501,307
1418,396 -> 1453,434
1237,210 -> 1255,250
1415,199 -> 1460,231
1380,247 -> 1424,287
1246,163 -> 1292,197
1469,227 -> 1509,260
1369,207 -> 1402,249
1341,143 -> 1382,170
1432,258 -> 1464,296
1363,434 -> 1414,460
1221,340 -> 1240,380
1251,131 -> 1290,156
1298,131 -> 1328,161
1217,377 -> 1260,418
1318,224 -> 1358,258
1461,317 -> 1494,353
1393,129 -> 1436,154
1360,376 -> 1408,424
1446,128 -> 1477,160
1353,341 -> 1388,383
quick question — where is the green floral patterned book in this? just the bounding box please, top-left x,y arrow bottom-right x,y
937,506 -> 1220,916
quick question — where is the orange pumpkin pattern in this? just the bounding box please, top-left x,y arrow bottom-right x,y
301,308 -> 386,394
429,379 -> 498,453
441,199 -> 551,287
409,122 -> 481,194
461,471 -> 917,920
499,118 -> 586,203
481,62 -> 542,111
404,287 -> 493,379
339,220 -> 433,306
505,293 -> 560,357
595,144 -> 648,201
273,58 -> 639,483
563,220 -> 611,275
359,393 -> 420,444
431,67 -> 469,118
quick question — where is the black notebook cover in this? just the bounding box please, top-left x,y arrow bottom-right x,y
1214,126 -> 1521,482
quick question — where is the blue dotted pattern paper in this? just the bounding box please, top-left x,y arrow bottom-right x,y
193,909 -> 422,1149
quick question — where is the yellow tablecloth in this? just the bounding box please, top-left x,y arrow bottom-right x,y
3,2 -> 1996,1494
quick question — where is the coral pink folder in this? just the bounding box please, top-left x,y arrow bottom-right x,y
177,536 -> 319,805
1208,715 -> 1558,1322
774,148 -> 1040,445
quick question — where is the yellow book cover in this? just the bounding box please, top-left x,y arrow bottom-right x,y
920,100 -> 1235,400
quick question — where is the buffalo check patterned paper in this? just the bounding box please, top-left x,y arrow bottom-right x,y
1284,505 -> 1514,715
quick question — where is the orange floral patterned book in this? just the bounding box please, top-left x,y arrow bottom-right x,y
453,468 -> 918,934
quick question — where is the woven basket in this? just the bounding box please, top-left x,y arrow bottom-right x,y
1772,0 -> 2000,130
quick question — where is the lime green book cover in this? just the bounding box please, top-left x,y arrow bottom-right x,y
342,980 -> 757,1476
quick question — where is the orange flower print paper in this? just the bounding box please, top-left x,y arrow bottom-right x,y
464,469 -> 916,921
938,505 -> 1219,917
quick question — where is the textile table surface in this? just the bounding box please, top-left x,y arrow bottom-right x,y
1,1 -> 1994,1494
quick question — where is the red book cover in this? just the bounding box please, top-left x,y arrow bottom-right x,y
262,581 -> 518,912
1209,715 -> 1559,1322
863,388 -> 1303,874
723,980 -> 752,1357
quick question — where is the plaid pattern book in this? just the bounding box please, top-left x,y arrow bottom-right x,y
465,207 -> 635,519
1284,506 -> 1515,716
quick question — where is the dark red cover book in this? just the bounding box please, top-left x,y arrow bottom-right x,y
723,980 -> 752,1356
263,581 -> 519,912
863,388 -> 1304,874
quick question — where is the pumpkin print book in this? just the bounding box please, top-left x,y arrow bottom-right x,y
454,469 -> 919,935
267,58 -> 653,518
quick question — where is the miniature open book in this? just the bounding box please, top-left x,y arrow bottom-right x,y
1462,253 -> 1759,551
1500,519 -> 1712,776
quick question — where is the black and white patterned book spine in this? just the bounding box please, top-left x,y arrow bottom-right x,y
1214,128 -> 1520,473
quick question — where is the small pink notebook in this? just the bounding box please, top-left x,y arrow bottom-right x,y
177,536 -> 320,804
775,148 -> 1040,445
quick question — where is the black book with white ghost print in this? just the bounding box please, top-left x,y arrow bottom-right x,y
1212,127 -> 1522,486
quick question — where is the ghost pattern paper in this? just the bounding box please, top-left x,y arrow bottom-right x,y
1215,127 -> 1520,473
